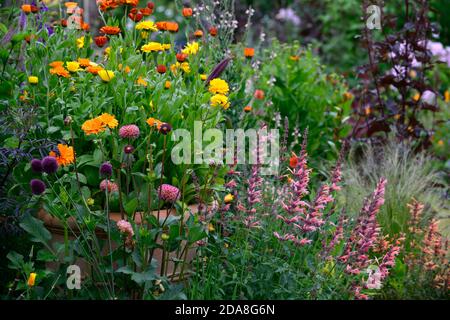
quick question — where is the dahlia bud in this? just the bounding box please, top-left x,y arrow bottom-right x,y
158,123 -> 172,135
124,145 -> 135,154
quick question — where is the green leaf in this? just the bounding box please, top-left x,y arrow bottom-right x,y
187,225 -> 207,244
19,213 -> 51,246
7,251 -> 24,270
124,198 -> 138,215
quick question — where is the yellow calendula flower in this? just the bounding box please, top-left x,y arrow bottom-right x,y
98,69 -> 115,82
210,94 -> 230,109
28,76 -> 38,84
27,273 -> 37,287
76,36 -> 85,49
135,20 -> 158,31
182,41 -> 199,55
208,78 -> 229,95
200,74 -> 207,81
141,42 -> 165,52
66,61 -> 81,72
224,193 -> 234,203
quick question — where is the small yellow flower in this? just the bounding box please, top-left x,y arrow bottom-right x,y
164,81 -> 171,89
409,70 -> 417,78
140,31 -> 149,39
87,198 -> 95,206
208,223 -> 215,232
208,78 -> 229,95
98,69 -> 115,82
141,42 -> 165,52
445,90 -> 450,103
66,61 -> 81,72
224,193 -> 234,203
413,93 -> 421,102
28,76 -> 38,84
200,74 -> 207,81
104,47 -> 111,56
182,41 -> 199,55
27,273 -> 37,287
135,20 -> 158,31
437,140 -> 444,147
210,94 -> 230,109
76,36 -> 85,49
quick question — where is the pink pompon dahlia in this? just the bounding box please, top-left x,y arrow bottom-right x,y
117,219 -> 134,236
158,184 -> 180,202
100,179 -> 119,192
119,124 -> 140,139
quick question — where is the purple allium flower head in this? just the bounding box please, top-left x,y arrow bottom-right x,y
30,159 -> 43,173
30,179 -> 46,195
158,184 -> 180,202
100,162 -> 113,177
119,124 -> 140,139
41,156 -> 59,174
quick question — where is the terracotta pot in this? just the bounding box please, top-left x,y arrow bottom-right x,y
37,205 -> 202,281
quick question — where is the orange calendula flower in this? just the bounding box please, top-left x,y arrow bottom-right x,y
100,26 -> 121,35
244,106 -> 252,112
244,47 -> 255,58
65,2 -> 78,9
209,26 -> 218,37
194,30 -> 203,38
50,66 -> 70,78
98,113 -> 118,128
156,21 -> 179,33
49,61 -> 64,68
182,7 -> 193,17
78,58 -> 90,68
50,144 -> 75,166
445,90 -> 450,102
86,65 -> 103,75
81,117 -> 105,135
164,81 -> 171,89
146,117 -> 162,129
27,273 -> 37,287
22,5 -> 32,14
